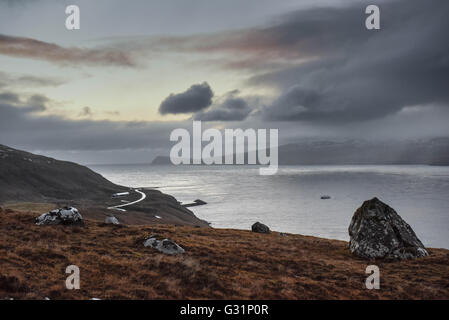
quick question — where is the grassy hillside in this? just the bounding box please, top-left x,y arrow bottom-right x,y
0,144 -> 126,203
1,208 -> 448,300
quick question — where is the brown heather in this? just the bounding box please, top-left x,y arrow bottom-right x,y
0,208 -> 448,300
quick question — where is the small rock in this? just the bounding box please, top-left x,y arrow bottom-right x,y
104,216 -> 120,225
279,232 -> 288,237
252,222 -> 270,234
143,235 -> 185,255
349,197 -> 428,260
35,207 -> 84,226
321,195 -> 331,200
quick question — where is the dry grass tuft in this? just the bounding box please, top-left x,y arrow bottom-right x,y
0,209 -> 448,300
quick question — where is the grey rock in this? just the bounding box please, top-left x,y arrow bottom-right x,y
349,198 -> 428,260
104,216 -> 120,225
143,235 -> 185,255
252,222 -> 270,234
35,206 -> 84,226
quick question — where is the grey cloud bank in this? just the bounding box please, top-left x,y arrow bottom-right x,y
0,91 -> 181,152
148,0 -> 449,125
194,90 -> 253,121
252,0 -> 449,123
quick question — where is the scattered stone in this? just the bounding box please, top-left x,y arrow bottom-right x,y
349,197 -> 428,260
252,222 -> 270,234
143,235 -> 185,255
35,207 -> 84,226
183,199 -> 207,207
104,216 -> 120,225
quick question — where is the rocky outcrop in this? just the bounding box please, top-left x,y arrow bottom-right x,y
35,207 -> 84,226
252,222 -> 270,234
104,216 -> 120,225
143,235 -> 185,255
349,198 -> 428,260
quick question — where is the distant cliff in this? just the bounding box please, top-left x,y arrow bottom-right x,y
150,156 -> 172,165
151,137 -> 449,166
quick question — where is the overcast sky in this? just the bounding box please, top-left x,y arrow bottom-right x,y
0,0 -> 448,164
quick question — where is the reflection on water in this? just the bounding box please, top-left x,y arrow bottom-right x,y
90,164 -> 449,248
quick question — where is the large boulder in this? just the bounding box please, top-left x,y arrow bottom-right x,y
143,235 -> 185,255
35,207 -> 84,226
349,198 -> 428,260
252,222 -> 270,234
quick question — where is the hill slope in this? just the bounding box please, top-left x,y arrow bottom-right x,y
0,209 -> 448,300
0,144 -> 210,227
0,144 -> 126,203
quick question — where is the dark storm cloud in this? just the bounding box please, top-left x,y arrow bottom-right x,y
0,34 -> 136,67
147,0 -> 449,124
159,82 -> 213,115
0,90 -> 183,151
0,91 -> 47,112
146,3 -> 369,71
194,90 -> 252,121
250,0 -> 449,122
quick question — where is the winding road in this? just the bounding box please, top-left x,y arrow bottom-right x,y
107,189 -> 146,212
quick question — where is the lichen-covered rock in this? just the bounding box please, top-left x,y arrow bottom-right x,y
35,207 -> 84,226
143,235 -> 185,255
104,216 -> 120,225
252,222 -> 270,234
349,198 -> 428,260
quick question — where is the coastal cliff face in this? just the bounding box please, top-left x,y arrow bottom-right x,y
0,208 -> 448,300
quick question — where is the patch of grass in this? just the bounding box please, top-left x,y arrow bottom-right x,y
0,209 -> 448,299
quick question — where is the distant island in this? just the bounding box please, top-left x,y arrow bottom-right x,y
151,137 -> 449,166
151,155 -> 172,165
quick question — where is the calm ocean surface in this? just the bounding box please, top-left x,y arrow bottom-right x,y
90,164 -> 449,248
